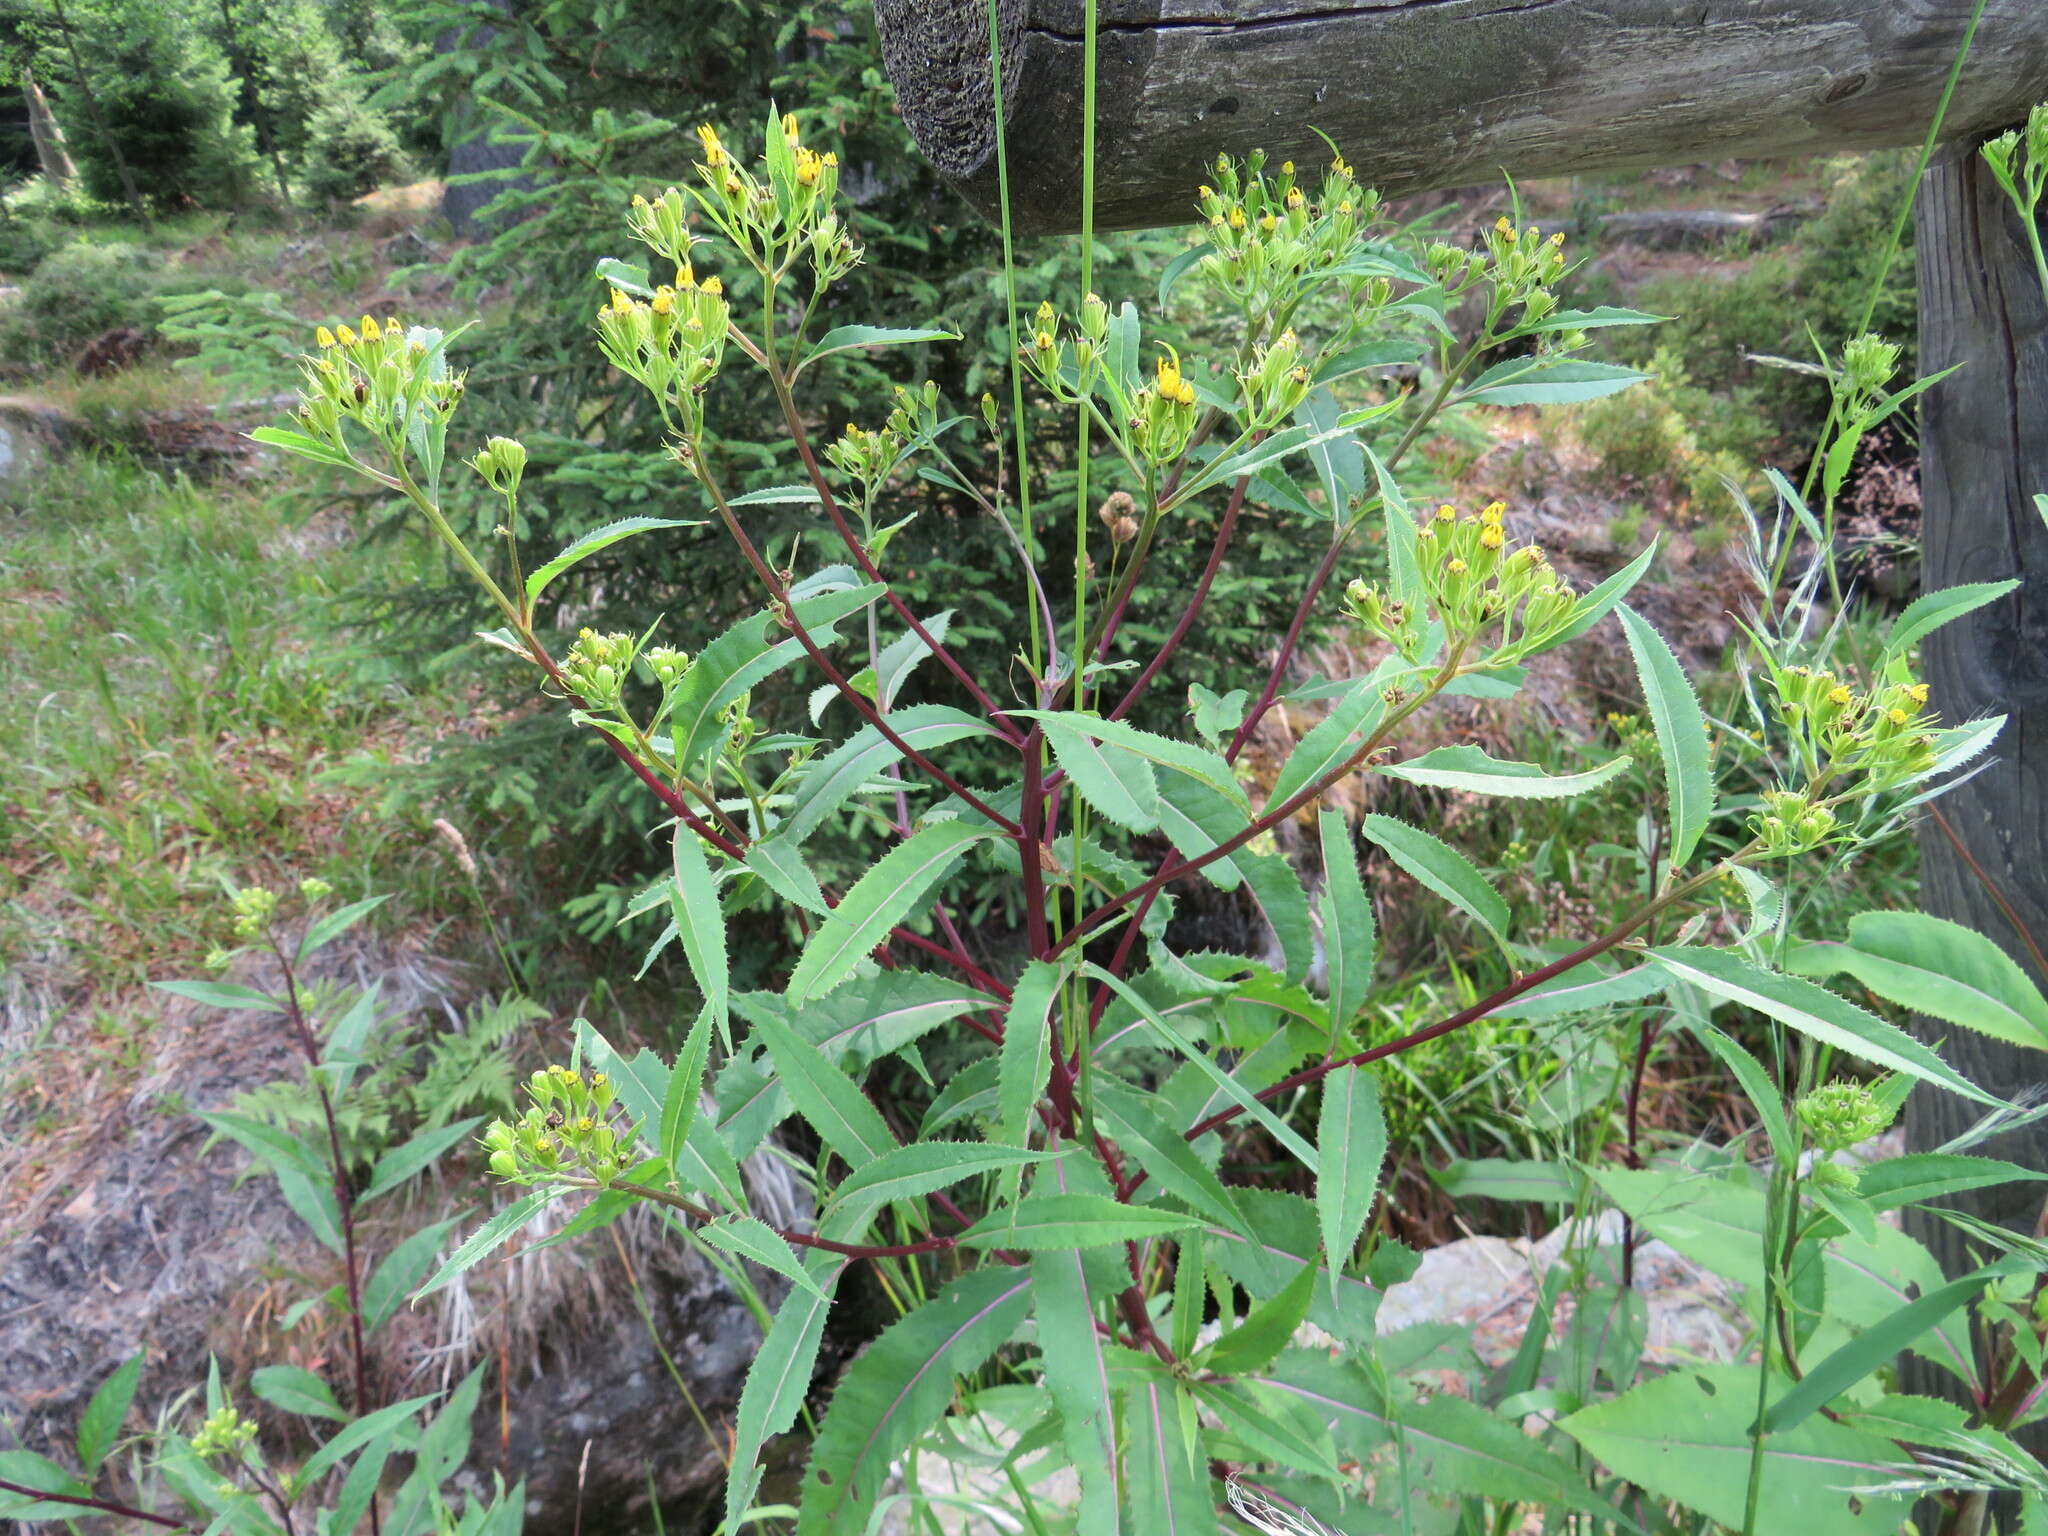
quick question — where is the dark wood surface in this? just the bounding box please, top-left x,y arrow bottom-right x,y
1906,144 -> 2048,1438
876,0 -> 2048,232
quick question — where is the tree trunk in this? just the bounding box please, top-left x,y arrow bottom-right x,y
1906,141 -> 2048,1459
22,68 -> 77,185
875,0 -> 2048,232
48,0 -> 145,221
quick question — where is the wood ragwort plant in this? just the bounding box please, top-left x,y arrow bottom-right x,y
243,107 -> 2048,1536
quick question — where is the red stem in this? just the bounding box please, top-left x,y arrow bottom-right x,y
1226,523 -> 1357,763
0,1480 -> 187,1529
1106,474 -> 1251,723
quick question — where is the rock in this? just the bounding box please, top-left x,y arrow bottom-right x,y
74,325 -> 148,377
0,394 -> 74,507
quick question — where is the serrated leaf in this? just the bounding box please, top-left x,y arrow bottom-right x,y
751,1013 -> 896,1165
1097,1085 -> 1251,1236
1884,579 -> 2020,659
525,517 -> 699,605
1240,851 -> 1315,984
794,1268 -> 1032,1536
1361,814 -> 1511,945
416,1189 -> 554,1299
671,825 -> 730,1044
1032,1249 -> 1121,1534
1267,666 -> 1395,811
782,704 -> 996,844
1563,1366 -> 1905,1534
297,894 -> 390,962
820,1141 -> 1045,1239
1651,946 -> 1996,1104
249,425 -> 357,470
727,1259 -> 845,1534
1316,812 -> 1375,1035
786,820 -> 991,1003
1203,1260 -> 1317,1376
1617,605 -> 1714,867
1316,1064 -> 1387,1275
1379,744 -> 1631,798
1786,911 -> 2048,1050
797,324 -> 958,375
76,1352 -> 144,1475
1038,714 -> 1160,831
1856,1153 -> 2046,1212
360,1117 -> 483,1204
252,1364 -> 348,1422
152,979 -> 281,1012
697,1217 -> 832,1301
959,1192 -> 1201,1249
998,960 -> 1062,1151
1123,1370 -> 1218,1536
363,1217 -> 462,1332
1462,357 -> 1650,406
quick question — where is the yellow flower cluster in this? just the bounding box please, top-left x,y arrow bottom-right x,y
1193,150 -> 1384,309
594,268 -> 731,432
1769,665 -> 1937,791
682,115 -> 858,289
481,1065 -> 638,1185
1345,501 -> 1580,663
294,314 -> 462,458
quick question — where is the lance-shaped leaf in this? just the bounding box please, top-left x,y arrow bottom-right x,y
794,1267 -> 1032,1536
727,1258 -> 845,1534
1617,605 -> 1714,867
1785,911 -> 2048,1050
1036,713 -> 1160,831
818,1141 -> 1045,1241
1378,744 -> 1631,798
1097,1084 -> 1251,1235
786,820 -> 991,1003
1242,851 -> 1315,984
781,703 -> 996,845
1317,811 -> 1376,1034
960,1192 -> 1201,1250
1563,1366 -> 1908,1535
525,517 -> 700,606
1460,357 -> 1650,406
1855,1153 -> 2048,1213
999,960 -> 1063,1151
1267,663 -> 1397,810
751,1013 -> 897,1165
1123,1365 -> 1219,1536
1316,1064 -> 1387,1276
1361,814 -> 1511,947
1540,539 -> 1658,649
76,1353 -> 145,1476
415,1189 -> 555,1299
1651,946 -> 1997,1104
697,1217 -> 833,1302
1884,579 -> 2020,660
1033,1249 -> 1121,1535
796,324 -> 959,376
670,825 -> 729,1043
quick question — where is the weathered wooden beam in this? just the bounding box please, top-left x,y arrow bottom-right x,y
874,0 -> 2048,233
1905,142 -> 2048,1468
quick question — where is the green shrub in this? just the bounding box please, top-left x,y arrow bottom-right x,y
297,87 -> 413,206
0,238 -> 164,362
1573,344 -> 1772,519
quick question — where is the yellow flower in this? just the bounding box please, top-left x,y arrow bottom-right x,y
1888,707 -> 1910,727
822,151 -> 838,168
1331,154 -> 1352,178
631,192 -> 648,208
1259,212 -> 1278,233
1155,347 -> 1184,399
335,324 -> 358,347
1828,685 -> 1854,707
1482,500 -> 1506,523
1035,330 -> 1055,352
696,123 -> 726,167
1228,206 -> 1247,231
1281,161 -> 1295,175
1435,503 -> 1456,522
651,287 -> 674,315
315,326 -> 336,349
1285,188 -> 1304,211
1495,216 -> 1513,234
782,112 -> 801,144
359,315 -> 380,342
701,275 -> 723,297
1904,682 -> 1930,705
1479,524 -> 1505,550
795,149 -> 821,186
1447,557 -> 1469,575
1174,381 -> 1196,406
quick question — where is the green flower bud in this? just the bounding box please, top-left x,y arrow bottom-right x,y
1797,1078 -> 1897,1154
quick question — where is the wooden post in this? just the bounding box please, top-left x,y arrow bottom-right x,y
875,0 -> 2048,233
1907,141 -> 2048,1433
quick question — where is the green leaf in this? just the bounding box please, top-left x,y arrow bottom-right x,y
292,1391 -> 439,1491
361,1117 -> 483,1204
1086,963 -> 1320,1172
249,425 -> 358,471
1433,1157 -> 1576,1205
727,483 -> 823,508
297,894 -> 390,962
252,1364 -> 347,1422
1484,959 -> 1668,1020
727,1259 -> 846,1534
662,1002 -> 716,1172
1313,338 -> 1429,386
959,1193 -> 1201,1250
1360,813 -> 1511,945
363,1217 -> 462,1333
784,704 -> 995,844
820,1141 -> 1045,1239
1032,1249 -> 1122,1535
1884,579 -> 2020,659
1786,911 -> 2048,1049
697,1217 -> 832,1302
1541,539 -> 1658,649
999,960 -> 1062,1152
525,517 -> 699,605
1761,1262 -> 2024,1433
1399,1393 -> 1620,1518
1037,714 -> 1160,832
1563,1366 -> 1906,1534
76,1352 -> 144,1475
152,978 -> 280,1013
416,1189 -> 556,1299
0,1450 -> 92,1519
744,838 -> 828,915
751,1012 -> 897,1165
1206,1192 -> 1382,1344
1203,1260 -> 1316,1376
797,324 -> 958,375
1617,605 -> 1714,867
1267,666 -> 1394,810
794,1267 -> 1033,1536
1461,357 -> 1650,406
1316,812 -> 1375,1034
1379,744 -> 1631,798
1096,1085 -> 1250,1235
1512,305 -> 1666,333
666,584 -> 883,774
1651,946 -> 1997,1104
1240,851 -> 1315,984
1153,778 -> 1252,892
1856,1153 -> 2047,1213
1123,1369 -> 1219,1536
671,825 -> 731,1044
1316,1064 -> 1386,1275
786,820 -> 991,1004
594,256 -> 651,295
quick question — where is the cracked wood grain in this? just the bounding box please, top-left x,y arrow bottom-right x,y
875,0 -> 2048,231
